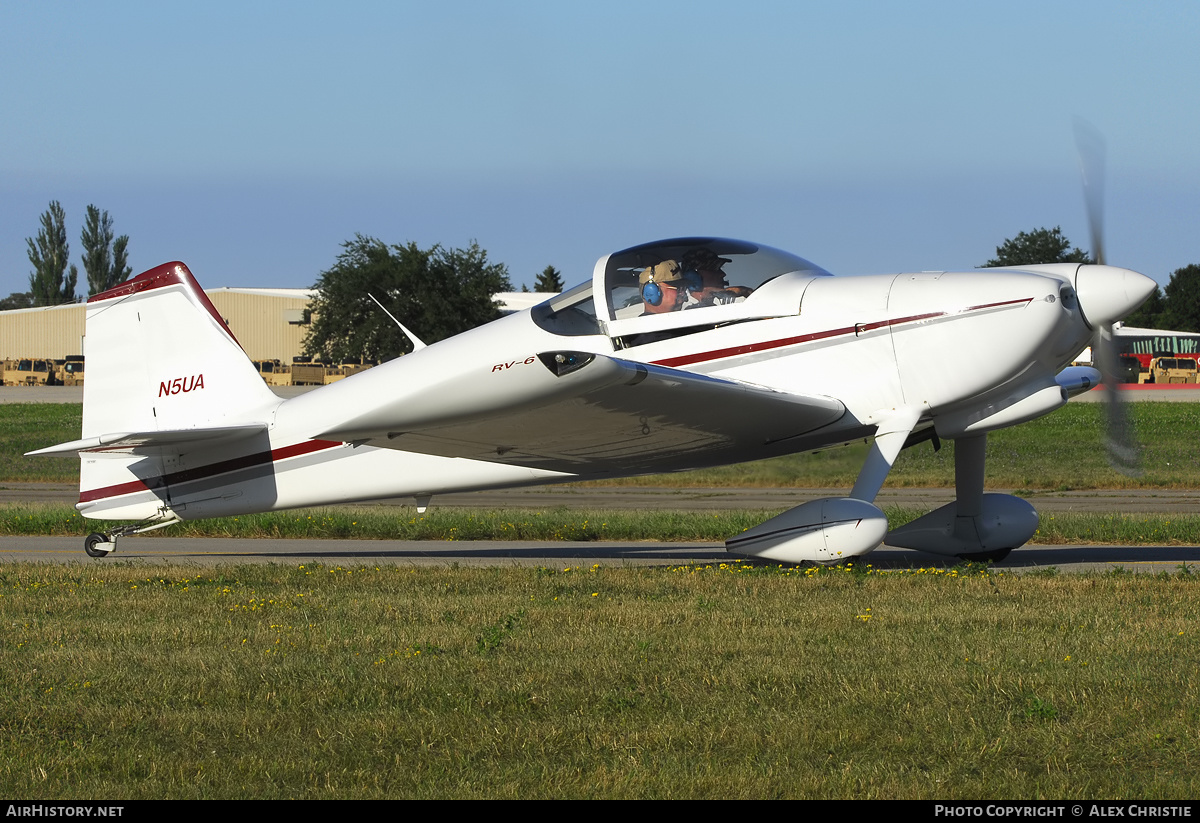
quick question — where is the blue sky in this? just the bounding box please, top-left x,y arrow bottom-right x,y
3,1 -> 1198,295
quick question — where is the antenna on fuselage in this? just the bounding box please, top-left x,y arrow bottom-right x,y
368,293 -> 427,352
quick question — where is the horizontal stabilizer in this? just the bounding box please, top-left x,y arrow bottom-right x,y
27,424 -> 269,457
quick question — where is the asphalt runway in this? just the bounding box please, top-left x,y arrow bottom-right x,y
5,479 -> 1199,572
5,535 -> 1200,574
6,482 -> 1199,573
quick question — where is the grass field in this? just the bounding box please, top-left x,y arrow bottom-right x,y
4,405 -> 1198,800
5,402 -> 1200,489
2,562 -> 1198,799
0,404 -> 82,483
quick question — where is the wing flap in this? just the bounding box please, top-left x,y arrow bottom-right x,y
321,351 -> 845,474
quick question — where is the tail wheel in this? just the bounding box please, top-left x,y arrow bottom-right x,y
84,533 -> 113,558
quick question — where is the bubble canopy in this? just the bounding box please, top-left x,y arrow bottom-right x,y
600,238 -> 830,320
531,238 -> 832,340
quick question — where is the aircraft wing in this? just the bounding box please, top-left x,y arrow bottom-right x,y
319,351 -> 845,475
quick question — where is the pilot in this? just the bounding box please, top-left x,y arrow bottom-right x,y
679,247 -> 752,308
640,259 -> 690,314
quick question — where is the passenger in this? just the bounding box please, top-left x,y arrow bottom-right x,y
639,260 -> 687,314
680,247 -> 752,308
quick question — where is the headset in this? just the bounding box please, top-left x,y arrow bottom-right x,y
642,270 -> 703,307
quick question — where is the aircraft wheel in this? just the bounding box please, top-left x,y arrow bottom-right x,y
84,533 -> 113,558
956,547 -> 1012,563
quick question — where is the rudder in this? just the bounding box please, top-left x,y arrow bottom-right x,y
70,262 -> 281,520
82,261 -> 278,437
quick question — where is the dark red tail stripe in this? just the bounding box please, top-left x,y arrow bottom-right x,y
88,261 -> 245,351
78,439 -> 342,504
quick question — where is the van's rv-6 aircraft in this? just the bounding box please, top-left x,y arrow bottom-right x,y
30,237 -> 1155,561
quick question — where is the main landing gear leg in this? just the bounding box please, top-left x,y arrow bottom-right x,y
952,434 -> 1011,563
885,432 -> 1036,559
82,510 -> 182,558
850,407 -> 922,503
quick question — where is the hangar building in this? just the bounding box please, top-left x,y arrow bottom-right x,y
0,288 -> 549,363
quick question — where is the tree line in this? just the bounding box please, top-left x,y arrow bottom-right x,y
7,207 -> 1197,350
983,226 -> 1199,332
2,201 -> 131,310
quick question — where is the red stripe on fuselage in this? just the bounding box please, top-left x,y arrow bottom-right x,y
651,300 -> 1031,368
652,323 -> 859,368
652,311 -> 943,368
78,439 -> 342,504
965,297 -> 1033,313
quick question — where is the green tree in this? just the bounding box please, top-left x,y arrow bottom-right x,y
80,205 -> 132,295
983,226 -> 1093,268
303,235 -> 512,362
534,264 -> 564,293
26,201 -> 78,305
0,292 -> 34,311
1160,264 -> 1200,333
111,235 -> 131,287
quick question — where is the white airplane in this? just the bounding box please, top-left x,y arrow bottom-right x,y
29,236 -> 1155,562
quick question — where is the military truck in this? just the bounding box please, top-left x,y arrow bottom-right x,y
55,355 -> 85,386
328,357 -> 377,383
3,358 -> 56,386
1144,356 -> 1199,384
253,359 -> 292,387
289,356 -> 327,386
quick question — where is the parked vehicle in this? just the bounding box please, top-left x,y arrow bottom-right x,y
3,358 -> 56,386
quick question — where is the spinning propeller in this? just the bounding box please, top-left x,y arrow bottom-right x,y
1073,118 -> 1141,475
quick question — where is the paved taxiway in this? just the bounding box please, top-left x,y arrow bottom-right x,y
4,536 -> 1200,574
6,385 -> 1196,572
6,482 -> 1198,573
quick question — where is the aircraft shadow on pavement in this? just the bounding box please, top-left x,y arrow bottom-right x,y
103,542 -> 1200,571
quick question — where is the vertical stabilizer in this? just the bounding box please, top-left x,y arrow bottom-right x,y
82,262 -> 278,438
72,262 -> 282,519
